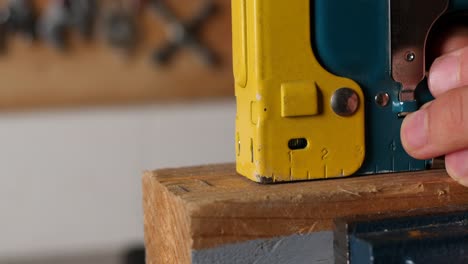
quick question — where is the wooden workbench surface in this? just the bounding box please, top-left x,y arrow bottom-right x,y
142,163 -> 468,264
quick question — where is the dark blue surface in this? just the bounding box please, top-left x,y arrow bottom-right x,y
347,211 -> 468,264
451,0 -> 468,9
313,0 -> 433,174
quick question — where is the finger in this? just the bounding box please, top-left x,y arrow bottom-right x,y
428,25 -> 468,97
446,149 -> 468,187
429,45 -> 468,97
401,86 -> 468,159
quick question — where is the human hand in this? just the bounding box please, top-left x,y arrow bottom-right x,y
401,26 -> 468,186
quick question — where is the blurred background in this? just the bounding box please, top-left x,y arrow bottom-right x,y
0,0 -> 234,263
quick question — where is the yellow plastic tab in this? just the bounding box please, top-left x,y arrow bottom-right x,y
232,0 -> 366,183
281,81 -> 319,117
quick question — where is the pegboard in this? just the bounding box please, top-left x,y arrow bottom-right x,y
0,0 -> 233,110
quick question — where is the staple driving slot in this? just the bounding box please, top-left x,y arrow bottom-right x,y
288,138 -> 308,150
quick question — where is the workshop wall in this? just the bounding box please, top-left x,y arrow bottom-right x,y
0,100 -> 235,260
0,0 -> 235,261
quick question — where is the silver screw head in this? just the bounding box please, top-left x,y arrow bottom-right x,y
406,52 -> 416,62
331,88 -> 360,117
375,92 -> 390,107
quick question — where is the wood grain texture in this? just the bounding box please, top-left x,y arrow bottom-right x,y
0,0 -> 233,110
143,172 -> 192,264
142,163 -> 468,263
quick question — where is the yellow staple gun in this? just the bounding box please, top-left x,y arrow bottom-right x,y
232,0 -> 468,183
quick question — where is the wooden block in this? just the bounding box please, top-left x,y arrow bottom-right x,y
142,164 -> 468,264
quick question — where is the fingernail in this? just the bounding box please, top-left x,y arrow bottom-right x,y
402,109 -> 428,151
429,55 -> 460,96
446,150 -> 468,187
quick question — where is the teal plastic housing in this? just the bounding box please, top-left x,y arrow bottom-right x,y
313,0 -> 468,175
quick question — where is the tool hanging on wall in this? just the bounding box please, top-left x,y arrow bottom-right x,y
0,8 -> 9,52
68,0 -> 97,39
6,0 -> 37,41
0,0 -> 37,52
0,0 -> 232,111
39,0 -> 97,50
149,0 -> 217,66
38,0 -> 70,49
102,0 -> 139,53
0,0 -> 224,69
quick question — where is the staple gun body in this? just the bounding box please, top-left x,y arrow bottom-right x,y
232,0 -> 468,183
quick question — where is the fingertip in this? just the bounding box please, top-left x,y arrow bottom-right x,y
429,54 -> 460,97
401,116 -> 412,156
401,109 -> 429,159
445,150 -> 468,187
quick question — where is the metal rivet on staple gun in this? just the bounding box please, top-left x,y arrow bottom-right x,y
149,0 -> 217,66
331,88 -> 360,117
375,92 -> 390,107
405,52 -> 416,62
